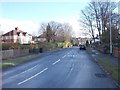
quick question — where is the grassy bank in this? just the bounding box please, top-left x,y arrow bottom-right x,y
1,55 -> 41,69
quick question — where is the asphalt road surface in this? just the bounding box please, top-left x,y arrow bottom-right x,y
2,47 -> 117,88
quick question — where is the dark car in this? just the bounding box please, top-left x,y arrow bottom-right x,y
79,45 -> 86,50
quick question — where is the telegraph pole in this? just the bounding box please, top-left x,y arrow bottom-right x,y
109,11 -> 112,55
118,1 -> 120,35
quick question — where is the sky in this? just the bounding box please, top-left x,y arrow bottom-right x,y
0,0 -> 119,37
0,1 -> 89,37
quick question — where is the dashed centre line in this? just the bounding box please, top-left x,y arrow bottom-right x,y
65,59 -> 74,81
62,55 -> 66,58
18,68 -> 48,85
52,59 -> 61,65
9,65 -> 38,79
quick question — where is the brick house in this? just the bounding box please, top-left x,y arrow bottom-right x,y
1,27 -> 33,44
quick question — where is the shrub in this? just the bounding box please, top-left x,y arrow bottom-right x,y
2,43 -> 19,50
37,42 -> 63,51
2,43 -> 31,50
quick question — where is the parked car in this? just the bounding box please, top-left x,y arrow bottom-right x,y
79,45 -> 86,50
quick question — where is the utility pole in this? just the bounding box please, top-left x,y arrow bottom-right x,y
109,10 -> 112,55
118,1 -> 120,35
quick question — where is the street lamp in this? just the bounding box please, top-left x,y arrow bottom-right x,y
109,11 -> 112,55
117,14 -> 120,46
118,2 -> 120,35
109,4 -> 117,55
118,15 -> 120,35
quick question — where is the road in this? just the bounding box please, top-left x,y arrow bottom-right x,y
2,47 -> 117,88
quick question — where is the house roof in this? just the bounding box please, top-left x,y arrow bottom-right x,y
2,27 -> 29,36
38,32 -> 46,38
27,34 -> 33,36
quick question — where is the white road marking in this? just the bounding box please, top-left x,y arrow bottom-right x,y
18,68 -> 48,85
62,55 -> 66,58
67,55 -> 73,57
96,53 -> 100,54
9,65 -> 38,79
73,55 -> 75,57
52,59 -> 61,65
65,61 -> 74,80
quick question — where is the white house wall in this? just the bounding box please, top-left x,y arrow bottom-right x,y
2,32 -> 33,44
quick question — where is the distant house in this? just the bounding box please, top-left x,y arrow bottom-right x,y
34,32 -> 47,42
77,37 -> 92,45
1,27 -> 33,44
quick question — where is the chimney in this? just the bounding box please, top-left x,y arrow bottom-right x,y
15,27 -> 18,30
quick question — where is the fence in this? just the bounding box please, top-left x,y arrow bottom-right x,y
1,49 -> 29,60
95,46 -> 120,59
113,48 -> 120,59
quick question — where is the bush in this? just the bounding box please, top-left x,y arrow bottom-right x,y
37,42 -> 63,51
2,43 -> 31,50
57,42 -> 64,48
20,44 -> 31,49
2,43 -> 19,50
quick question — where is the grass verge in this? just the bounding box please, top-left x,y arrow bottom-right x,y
97,58 -> 120,85
97,59 -> 120,85
86,47 -> 120,85
86,47 -> 96,54
1,48 -> 63,69
1,55 -> 41,69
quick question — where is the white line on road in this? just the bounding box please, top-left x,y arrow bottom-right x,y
52,59 -> 61,65
9,65 -> 38,79
65,60 -> 74,81
67,53 -> 70,54
96,53 -> 100,54
18,68 -> 48,85
62,55 -> 66,58
73,55 -> 75,57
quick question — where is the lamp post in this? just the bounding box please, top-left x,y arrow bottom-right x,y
119,15 -> 120,35
118,1 -> 120,35
109,11 -> 112,55
117,21 -> 120,45
117,19 -> 120,35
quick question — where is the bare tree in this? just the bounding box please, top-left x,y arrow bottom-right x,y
39,21 -> 73,43
39,22 -> 47,33
80,1 -> 117,43
88,2 -> 102,41
62,23 -> 73,42
81,9 -> 95,43
46,23 -> 52,42
49,21 -> 62,42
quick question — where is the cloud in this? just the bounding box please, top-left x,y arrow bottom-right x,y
0,18 -> 81,37
0,17 -> 84,37
0,18 -> 40,35
0,0 -> 119,2
0,0 -> 90,2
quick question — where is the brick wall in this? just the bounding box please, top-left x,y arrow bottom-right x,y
113,48 -> 120,59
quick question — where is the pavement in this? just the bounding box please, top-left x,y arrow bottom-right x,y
2,47 -> 117,88
89,47 -> 120,68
